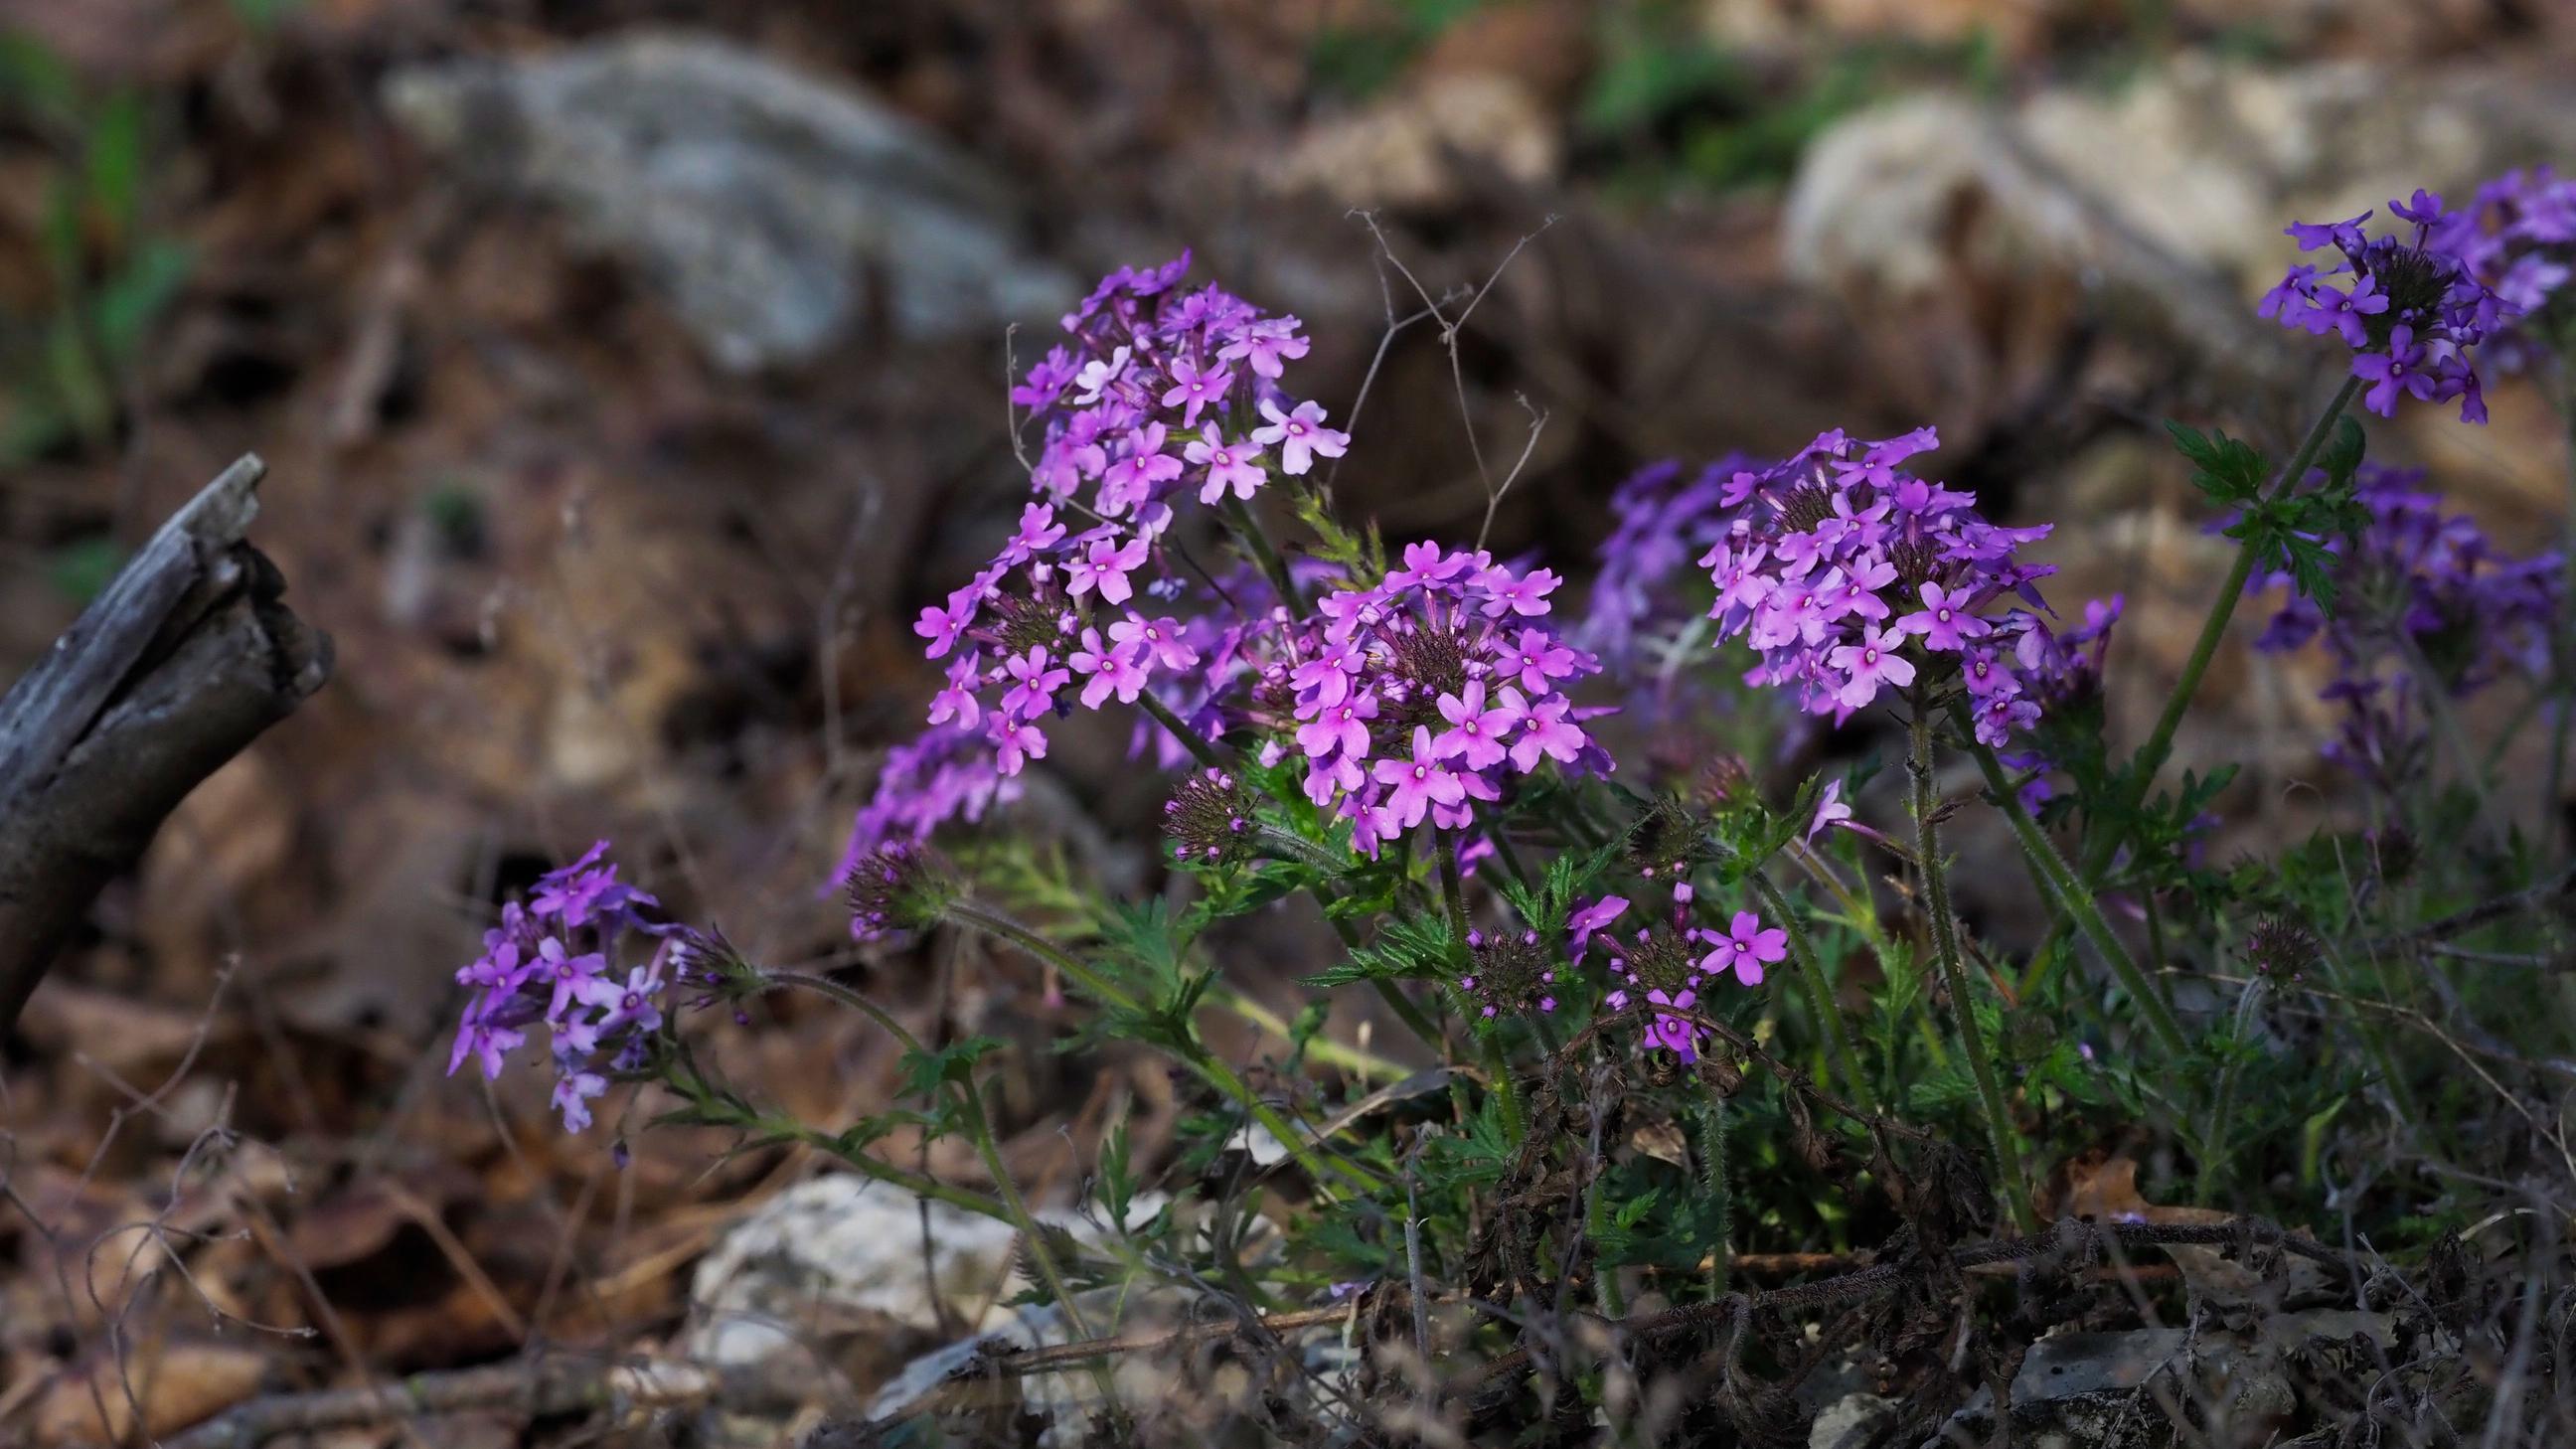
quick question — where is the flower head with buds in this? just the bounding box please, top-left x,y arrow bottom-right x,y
1163,767 -> 1259,869
845,841 -> 958,942
1459,927 -> 1565,1023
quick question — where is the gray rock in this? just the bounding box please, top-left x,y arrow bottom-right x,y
1784,58 -> 2576,388
385,32 -> 1069,371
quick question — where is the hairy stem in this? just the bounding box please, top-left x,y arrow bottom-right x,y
1696,1094 -> 1732,1295
1961,731 -> 2188,1054
1222,494 -> 1305,614
1137,689 -> 1222,770
2090,374 -> 2363,880
2550,372 -> 2576,853
1440,833 -> 1523,1143
1748,872 -> 1874,1115
1909,705 -> 2037,1233
943,897 -> 1384,1194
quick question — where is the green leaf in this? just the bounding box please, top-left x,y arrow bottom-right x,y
84,90 -> 146,240
2165,419 -> 2266,504
897,1036 -> 1007,1098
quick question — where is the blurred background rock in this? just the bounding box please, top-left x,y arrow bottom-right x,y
2,1 -> 2571,1440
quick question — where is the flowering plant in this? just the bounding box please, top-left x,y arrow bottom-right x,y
447,200 -> 2576,1444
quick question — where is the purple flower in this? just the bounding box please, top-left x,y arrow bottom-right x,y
1280,542 -> 1603,856
1828,625 -> 1916,710
1433,681 -> 1513,769
1673,428 -> 2061,745
2267,191 -> 2513,423
2251,462 -> 2562,793
1186,426 -> 1267,505
1065,536 -> 1150,605
1807,779 -> 1852,843
1699,910 -> 1787,988
1371,725 -> 1466,832
1568,894 -> 1629,955
448,1011 -> 526,1081
1251,399 -> 1349,476
1160,358 -> 1231,426
1218,315 -> 1310,379
1895,581 -> 1990,652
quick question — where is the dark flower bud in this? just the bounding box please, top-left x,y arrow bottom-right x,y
1162,767 -> 1258,869
2244,915 -> 2321,983
1459,927 -> 1563,1023
844,842 -> 956,941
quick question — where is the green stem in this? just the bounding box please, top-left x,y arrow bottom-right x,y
1253,823 -> 1346,873
2090,374 -> 2363,880
1481,1032 -> 1526,1143
944,897 -> 1384,1194
951,1074 -> 1096,1338
1908,705 -> 2037,1233
728,1104 -> 1016,1224
1695,1094 -> 1731,1295
1439,833 -> 1523,1144
1963,729 -> 2190,1055
2549,372 -> 2576,853
1145,675 -> 1448,1056
1211,984 -> 1412,1081
763,970 -> 924,1051
1748,872 -> 1874,1115
1222,494 -> 1304,613
1137,690 -> 1223,770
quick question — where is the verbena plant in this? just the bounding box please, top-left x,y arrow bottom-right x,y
447,182 -> 2576,1440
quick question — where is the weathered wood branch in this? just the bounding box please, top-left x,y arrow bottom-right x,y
0,454 -> 331,1034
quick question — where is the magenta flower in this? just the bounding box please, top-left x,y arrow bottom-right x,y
1807,779 -> 1852,844
1503,692 -> 1586,771
1186,426 -> 1268,505
1217,315 -> 1310,379
1568,894 -> 1629,955
1370,725 -> 1466,832
1000,646 -> 1070,718
1479,566 -> 1561,618
1160,358 -> 1231,426
927,653 -> 985,729
1297,691 -> 1378,760
1251,399 -> 1349,475
1100,424 -> 1185,515
1433,681 -> 1513,769
1895,581 -> 1990,652
1065,535 -> 1150,605
1827,625 -> 1915,709
1108,613 -> 1200,670
1069,629 -> 1148,708
1700,911 -> 1787,987
1000,503 -> 1066,564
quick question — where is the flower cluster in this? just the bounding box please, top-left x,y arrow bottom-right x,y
2253,464 -> 2560,788
448,843 -> 668,1133
1571,894 -> 1785,1060
2434,167 -> 2576,371
1991,595 -> 2123,810
857,258 -> 1354,873
1013,253 -> 1349,520
2260,190 -> 2513,421
1693,427 -> 2062,744
1583,455 -> 1751,676
1277,543 -> 1604,857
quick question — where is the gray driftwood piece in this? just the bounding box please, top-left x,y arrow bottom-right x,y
0,454 -> 332,1032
